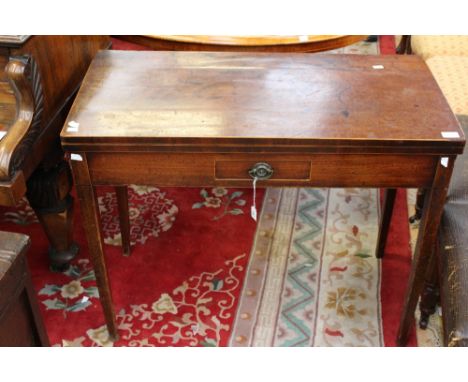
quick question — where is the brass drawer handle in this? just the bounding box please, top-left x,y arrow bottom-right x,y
248,162 -> 274,180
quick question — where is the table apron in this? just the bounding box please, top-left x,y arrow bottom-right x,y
78,152 -> 439,188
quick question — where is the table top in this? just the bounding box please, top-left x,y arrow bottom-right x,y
61,51 -> 464,154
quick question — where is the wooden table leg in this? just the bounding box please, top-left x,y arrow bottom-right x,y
115,186 -> 131,256
376,188 -> 397,259
409,188 -> 426,224
397,157 -> 454,346
418,245 -> 440,330
70,155 -> 118,340
396,35 -> 412,55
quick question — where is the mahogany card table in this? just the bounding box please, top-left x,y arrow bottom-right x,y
60,51 -> 464,346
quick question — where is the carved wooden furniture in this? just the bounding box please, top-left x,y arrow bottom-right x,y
0,231 -> 49,346
0,35 -> 110,270
116,35 -> 366,53
60,51 -> 464,345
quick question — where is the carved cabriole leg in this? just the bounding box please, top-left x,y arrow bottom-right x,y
376,188 -> 397,259
115,185 -> 131,256
70,154 -> 118,340
418,244 -> 440,329
26,160 -> 78,271
397,157 -> 454,346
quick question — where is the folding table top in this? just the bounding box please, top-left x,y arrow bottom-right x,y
61,51 -> 464,155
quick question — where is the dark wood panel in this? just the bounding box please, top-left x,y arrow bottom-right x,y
0,231 -> 49,346
0,291 -> 38,346
11,36 -> 110,126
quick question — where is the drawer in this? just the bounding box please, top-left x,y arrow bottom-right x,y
87,152 -> 438,188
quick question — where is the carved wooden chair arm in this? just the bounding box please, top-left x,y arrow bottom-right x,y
0,55 -> 43,181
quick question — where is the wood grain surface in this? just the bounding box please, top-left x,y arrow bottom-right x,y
62,51 -> 464,154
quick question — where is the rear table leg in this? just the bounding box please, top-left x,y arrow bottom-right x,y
397,157 -> 454,346
115,185 -> 131,256
376,188 -> 397,259
418,246 -> 440,330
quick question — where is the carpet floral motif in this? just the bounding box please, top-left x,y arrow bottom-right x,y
38,259 -> 98,313
98,185 -> 178,246
230,188 -> 384,347
192,187 -> 246,221
316,188 -> 382,346
56,254 -> 246,347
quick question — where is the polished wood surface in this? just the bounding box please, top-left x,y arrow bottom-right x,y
62,51 -> 463,155
117,35 -> 366,53
62,51 -> 465,345
0,54 -> 16,129
0,231 -> 49,346
0,56 -> 38,180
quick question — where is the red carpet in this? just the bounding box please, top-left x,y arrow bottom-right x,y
0,36 -> 416,346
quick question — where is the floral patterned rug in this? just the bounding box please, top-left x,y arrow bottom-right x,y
230,188 -> 384,346
0,182 -> 417,346
1,185 -> 265,346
